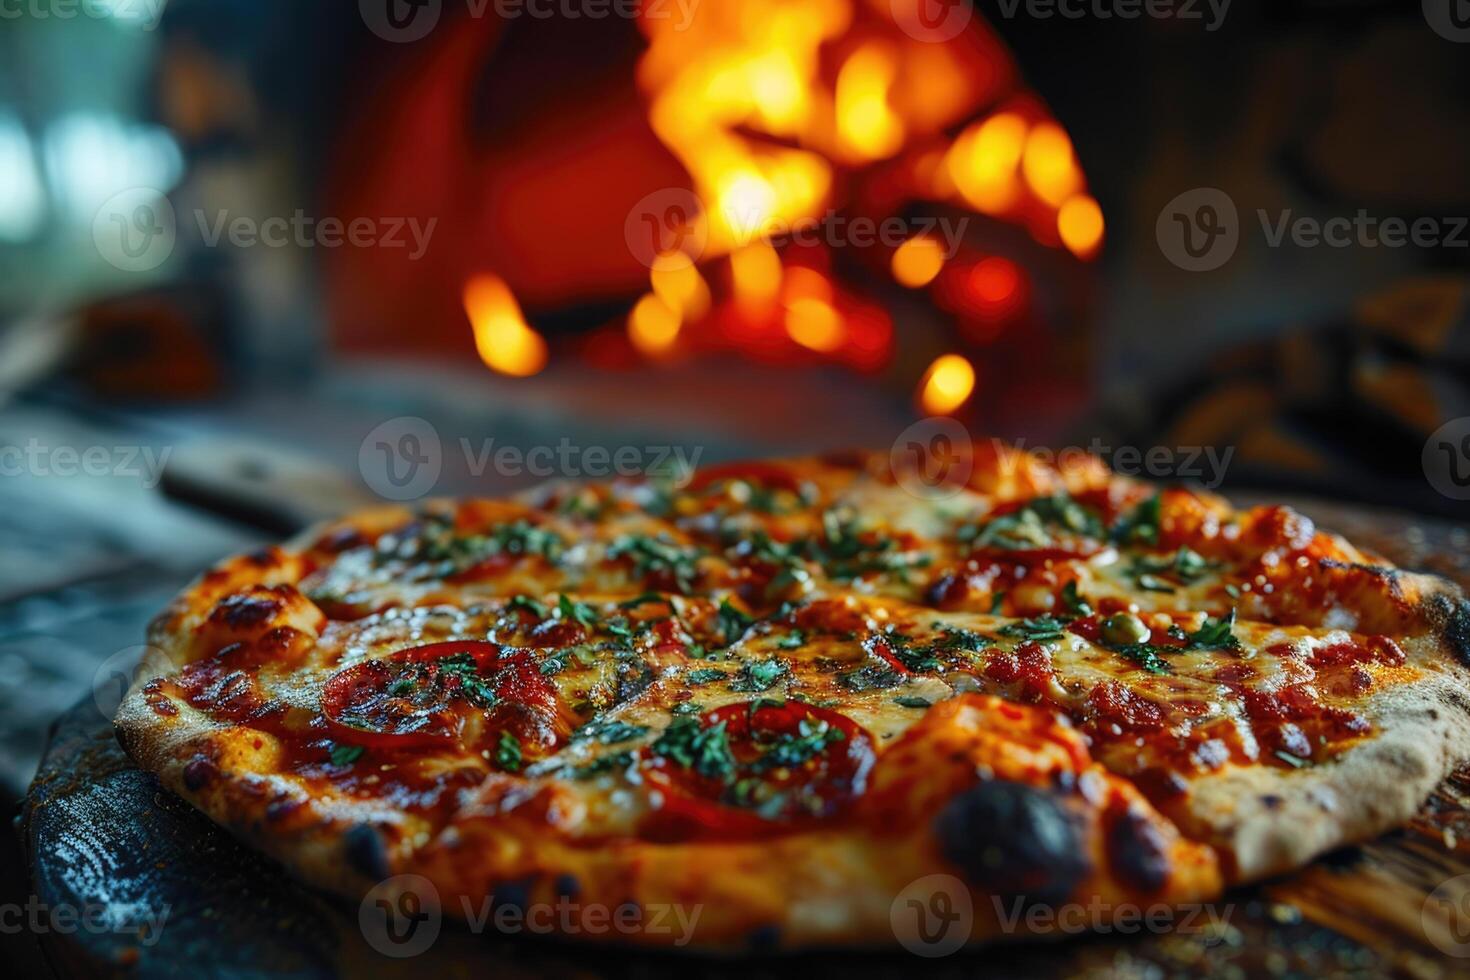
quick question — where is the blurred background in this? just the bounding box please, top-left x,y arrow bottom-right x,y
0,0 -> 1468,955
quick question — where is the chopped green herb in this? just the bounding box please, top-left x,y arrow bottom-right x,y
840,664 -> 905,691
687,668 -> 726,685
1111,494 -> 1161,546
1188,609 -> 1241,651
558,594 -> 597,628
1136,573 -> 1176,593
651,717 -> 735,780
960,494 -> 1104,550
1061,581 -> 1093,617
1126,547 -> 1217,592
777,629 -> 806,650
807,509 -> 930,580
569,751 -> 635,779
750,716 -> 845,772
329,743 -> 364,766
617,591 -> 669,610
999,615 -> 1071,643
437,653 -> 498,708
506,594 -> 548,618
717,598 -> 754,646
1110,644 -> 1172,674
608,535 -> 703,593
573,719 -> 650,745
730,658 -> 788,692
893,695 -> 933,709
374,514 -> 564,581
495,731 -> 523,772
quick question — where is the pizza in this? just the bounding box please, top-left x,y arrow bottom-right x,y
114,445 -> 1470,951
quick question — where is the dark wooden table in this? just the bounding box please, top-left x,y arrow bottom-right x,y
20,497 -> 1470,979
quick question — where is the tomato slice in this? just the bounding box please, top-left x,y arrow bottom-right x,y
640,701 -> 875,841
321,640 -> 557,751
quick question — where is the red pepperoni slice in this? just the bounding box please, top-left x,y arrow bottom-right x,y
640,701 -> 875,841
321,640 -> 558,752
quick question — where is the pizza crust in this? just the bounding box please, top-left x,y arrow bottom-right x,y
1178,657 -> 1470,881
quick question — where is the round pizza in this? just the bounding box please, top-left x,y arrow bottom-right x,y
114,446 -> 1470,951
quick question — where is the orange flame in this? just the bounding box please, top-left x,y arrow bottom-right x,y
919,353 -> 976,415
464,274 -> 548,377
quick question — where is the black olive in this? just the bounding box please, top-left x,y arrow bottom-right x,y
933,780 -> 1091,907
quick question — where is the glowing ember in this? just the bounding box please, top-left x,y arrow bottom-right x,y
1057,194 -> 1105,258
946,111 -> 1027,215
730,241 -> 783,310
891,235 -> 946,288
1022,122 -> 1082,207
967,257 -> 1021,306
919,353 -> 977,415
464,274 -> 547,377
785,297 -> 845,351
835,42 -> 904,162
650,252 -> 712,320
629,292 -> 682,356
